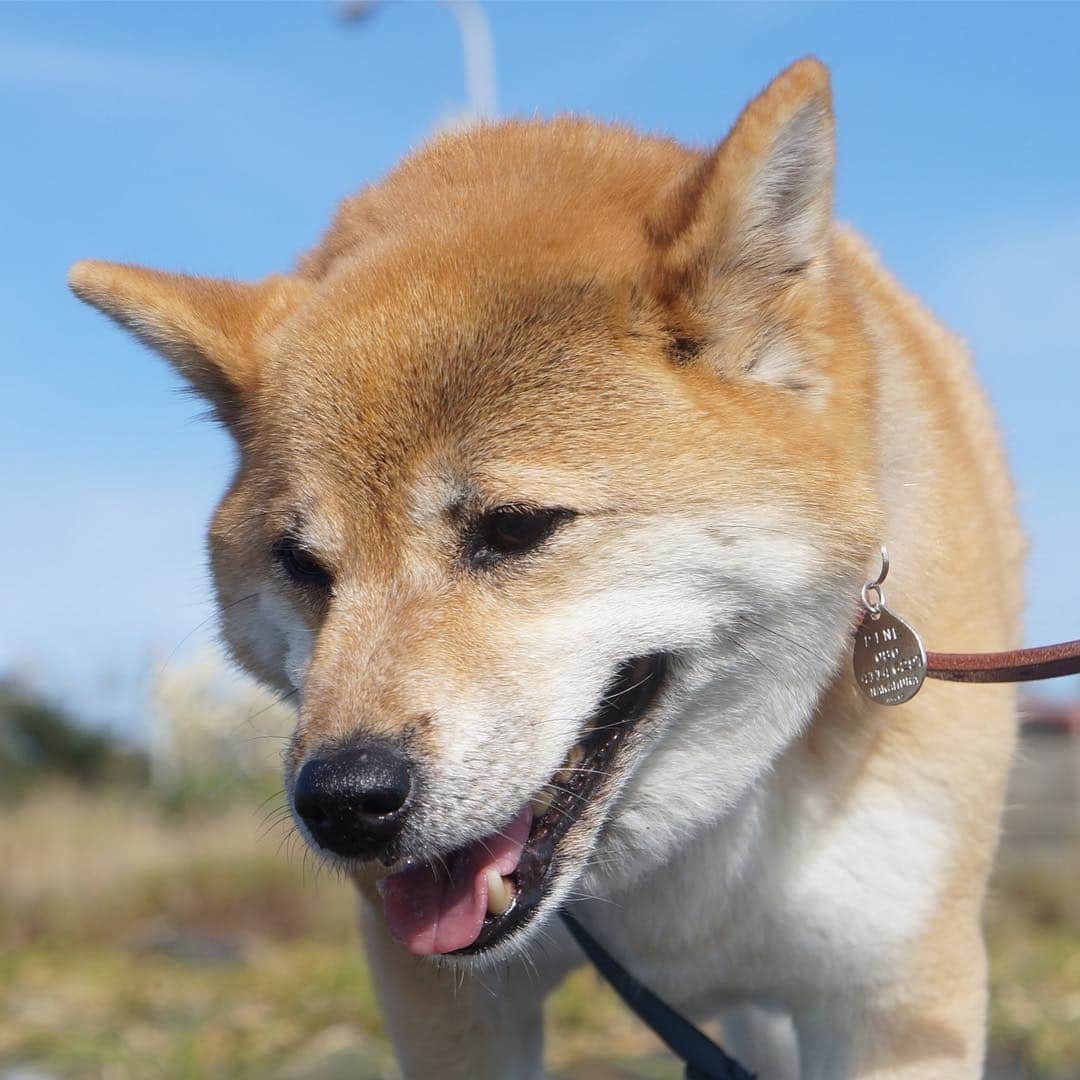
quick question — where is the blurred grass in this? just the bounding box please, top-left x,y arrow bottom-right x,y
986,850 -> 1080,1078
0,787 -> 669,1079
1,786 -> 1077,1078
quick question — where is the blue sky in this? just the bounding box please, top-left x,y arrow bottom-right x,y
2,1 -> 1078,730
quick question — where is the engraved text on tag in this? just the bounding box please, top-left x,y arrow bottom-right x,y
853,607 -> 927,705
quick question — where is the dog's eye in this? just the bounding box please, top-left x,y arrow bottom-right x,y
469,506 -> 573,565
273,536 -> 331,589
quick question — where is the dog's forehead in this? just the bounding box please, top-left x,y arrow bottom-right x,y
258,262 -> 690,507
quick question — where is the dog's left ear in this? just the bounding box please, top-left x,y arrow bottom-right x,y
646,58 -> 835,387
651,57 -> 834,278
69,260 -> 309,430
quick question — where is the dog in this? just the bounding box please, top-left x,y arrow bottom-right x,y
70,58 -> 1024,1079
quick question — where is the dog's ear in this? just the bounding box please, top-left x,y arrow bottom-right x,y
68,260 -> 309,429
646,58 -> 834,387
651,57 -> 834,278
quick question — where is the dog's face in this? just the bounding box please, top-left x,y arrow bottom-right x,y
71,59 -> 879,962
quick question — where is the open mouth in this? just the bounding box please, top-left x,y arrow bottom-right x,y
378,653 -> 669,956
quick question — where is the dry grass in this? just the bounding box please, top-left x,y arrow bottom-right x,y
0,788 -> 668,1079
1,785 -> 1077,1078
0,786 -> 337,947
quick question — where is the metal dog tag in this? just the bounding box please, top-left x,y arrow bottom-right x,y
853,607 -> 927,705
853,546 -> 927,705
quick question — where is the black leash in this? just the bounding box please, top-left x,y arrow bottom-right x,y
560,911 -> 756,1080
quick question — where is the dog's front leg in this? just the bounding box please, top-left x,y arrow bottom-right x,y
793,930 -> 988,1079
357,889 -> 548,1080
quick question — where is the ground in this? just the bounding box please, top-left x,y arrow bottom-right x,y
1,734 -> 1077,1079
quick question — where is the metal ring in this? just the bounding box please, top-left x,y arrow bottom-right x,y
862,581 -> 885,614
860,545 -> 890,616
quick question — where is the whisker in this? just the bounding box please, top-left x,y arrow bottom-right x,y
244,687 -> 300,727
598,669 -> 656,707
157,590 -> 260,677
554,765 -> 614,777
534,800 -> 579,825
728,635 -> 784,683
737,612 -> 839,669
580,715 -> 636,735
545,782 -> 592,807
254,788 -> 287,814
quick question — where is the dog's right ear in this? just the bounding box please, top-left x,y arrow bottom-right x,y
68,260 -> 309,430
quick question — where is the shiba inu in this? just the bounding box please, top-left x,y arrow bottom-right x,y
70,58 -> 1023,1079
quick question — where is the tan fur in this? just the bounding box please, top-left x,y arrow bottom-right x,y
70,59 -> 1023,1078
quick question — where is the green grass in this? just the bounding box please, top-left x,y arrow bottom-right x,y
1,786 -> 1076,1078
986,851 -> 1080,1078
1,943 -> 388,1079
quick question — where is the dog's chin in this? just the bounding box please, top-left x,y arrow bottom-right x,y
437,651 -> 672,963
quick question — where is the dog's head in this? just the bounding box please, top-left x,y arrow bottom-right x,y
71,59 -> 878,961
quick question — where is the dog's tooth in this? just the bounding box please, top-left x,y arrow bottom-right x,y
485,869 -> 514,917
553,744 -> 586,787
530,787 -> 556,818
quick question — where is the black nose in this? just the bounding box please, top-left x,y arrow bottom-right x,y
293,743 -> 413,859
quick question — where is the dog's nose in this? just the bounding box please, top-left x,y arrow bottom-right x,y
293,743 -> 412,858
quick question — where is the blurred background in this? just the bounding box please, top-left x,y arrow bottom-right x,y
1,2 -> 1078,1077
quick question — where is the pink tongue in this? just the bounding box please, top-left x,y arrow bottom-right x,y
380,805 -> 533,955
